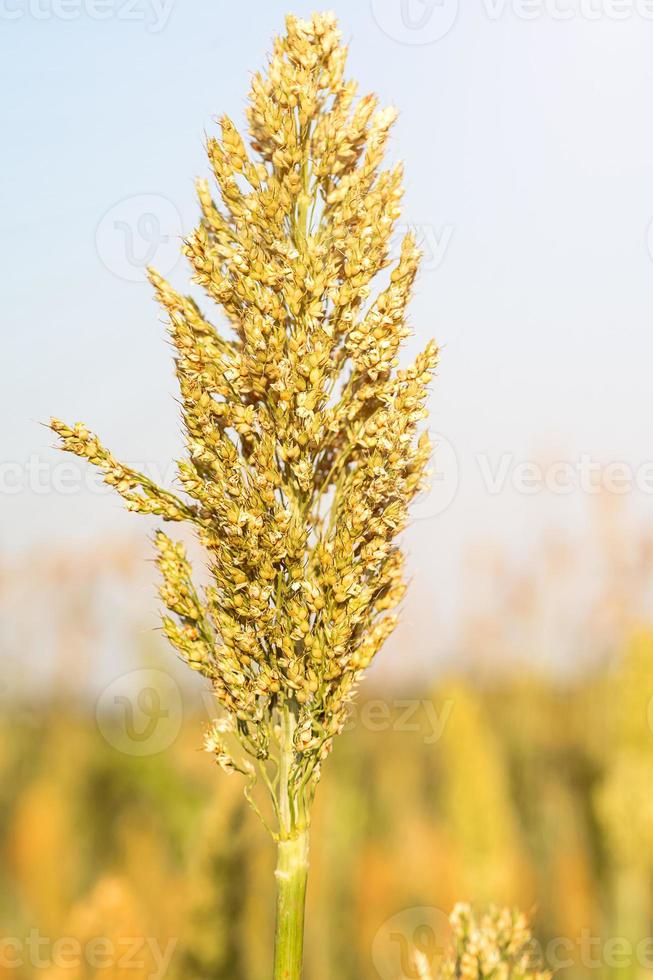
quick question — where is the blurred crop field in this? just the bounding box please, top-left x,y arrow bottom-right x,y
2,499 -> 653,979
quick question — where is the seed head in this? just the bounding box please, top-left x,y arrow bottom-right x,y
441,905 -> 549,980
50,12 -> 439,833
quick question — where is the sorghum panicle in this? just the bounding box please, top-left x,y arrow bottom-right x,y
51,12 -> 438,837
415,905 -> 550,980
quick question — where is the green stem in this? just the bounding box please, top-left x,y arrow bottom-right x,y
273,828 -> 310,980
272,704 -> 310,978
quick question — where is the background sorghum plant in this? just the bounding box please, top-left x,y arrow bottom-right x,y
435,904 -> 550,980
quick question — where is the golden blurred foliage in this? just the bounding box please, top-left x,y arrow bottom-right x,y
2,509 -> 653,978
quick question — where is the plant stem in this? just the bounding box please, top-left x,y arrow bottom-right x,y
273,828 -> 310,980
273,705 -> 310,979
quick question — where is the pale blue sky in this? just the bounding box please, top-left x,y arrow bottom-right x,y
4,1 -> 653,668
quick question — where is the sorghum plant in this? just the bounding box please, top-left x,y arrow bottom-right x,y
415,904 -> 550,980
51,12 -> 437,978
